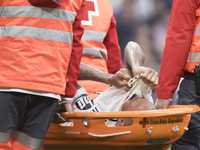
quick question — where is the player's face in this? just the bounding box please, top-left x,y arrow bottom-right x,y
117,95 -> 156,126
121,94 -> 156,111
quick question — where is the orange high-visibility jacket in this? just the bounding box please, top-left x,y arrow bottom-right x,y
0,0 -> 83,95
78,0 -> 122,95
185,7 -> 200,73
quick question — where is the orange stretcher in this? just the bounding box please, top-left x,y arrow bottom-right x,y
44,105 -> 200,150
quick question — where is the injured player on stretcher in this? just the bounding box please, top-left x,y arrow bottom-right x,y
53,41 -> 158,126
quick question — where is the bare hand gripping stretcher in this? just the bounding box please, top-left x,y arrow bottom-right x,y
45,105 -> 200,149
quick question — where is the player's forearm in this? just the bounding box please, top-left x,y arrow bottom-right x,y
124,41 -> 145,76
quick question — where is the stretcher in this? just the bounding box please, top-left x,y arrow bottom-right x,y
45,105 -> 200,150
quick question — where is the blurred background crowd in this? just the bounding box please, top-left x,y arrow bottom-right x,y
109,0 -> 173,101
109,0 -> 173,72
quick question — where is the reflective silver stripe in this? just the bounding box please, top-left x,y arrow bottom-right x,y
65,132 -> 80,134
0,132 -> 11,143
0,6 -> 76,22
0,26 -> 73,43
83,47 -> 108,60
187,52 -> 191,62
11,131 -> 44,149
195,25 -> 200,36
146,138 -> 170,145
187,52 -> 200,63
82,30 -> 106,42
53,0 -> 62,2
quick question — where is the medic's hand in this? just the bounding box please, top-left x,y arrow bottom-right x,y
155,98 -> 170,109
61,96 -> 74,112
108,68 -> 131,89
133,66 -> 158,88
52,113 -> 67,124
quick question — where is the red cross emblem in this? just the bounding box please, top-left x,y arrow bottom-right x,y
82,1 -> 95,21
139,118 -> 149,128
81,0 -> 99,26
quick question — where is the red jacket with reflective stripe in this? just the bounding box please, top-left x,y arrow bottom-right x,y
184,7 -> 200,73
0,0 -> 84,96
156,0 -> 200,99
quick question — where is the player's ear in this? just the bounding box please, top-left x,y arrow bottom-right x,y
117,118 -> 125,126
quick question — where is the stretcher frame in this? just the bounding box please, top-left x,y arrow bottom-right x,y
45,105 -> 200,149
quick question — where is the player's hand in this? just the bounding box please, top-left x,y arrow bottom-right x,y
155,98 -> 170,109
133,66 -> 158,88
108,68 -> 131,89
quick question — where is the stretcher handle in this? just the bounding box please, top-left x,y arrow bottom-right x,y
88,131 -> 131,138
60,105 -> 200,119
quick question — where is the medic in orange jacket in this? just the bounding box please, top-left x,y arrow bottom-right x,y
156,0 -> 200,104
0,0 -> 85,149
78,0 -> 122,95
0,0 -> 84,97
